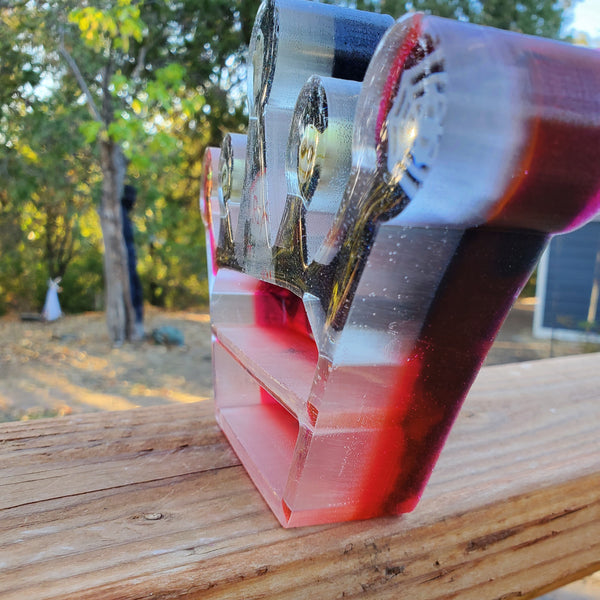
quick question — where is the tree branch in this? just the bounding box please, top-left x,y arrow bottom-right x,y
58,37 -> 103,123
102,52 -> 114,124
131,45 -> 148,81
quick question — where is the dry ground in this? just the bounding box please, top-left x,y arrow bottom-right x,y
0,307 -> 213,421
1,302 -> 598,599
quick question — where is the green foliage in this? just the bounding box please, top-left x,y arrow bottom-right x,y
127,146 -> 209,310
372,0 -> 567,38
80,120 -> 103,144
0,7 -> 42,111
331,0 -> 569,38
59,243 -> 105,313
1,73 -> 105,314
69,1 -> 145,54
1,0 -> 263,315
519,267 -> 537,298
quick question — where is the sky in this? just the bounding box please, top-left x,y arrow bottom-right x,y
567,0 -> 600,40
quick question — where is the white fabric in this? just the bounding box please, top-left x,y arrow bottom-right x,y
42,278 -> 62,321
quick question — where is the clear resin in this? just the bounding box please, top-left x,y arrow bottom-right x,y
203,2 -> 600,527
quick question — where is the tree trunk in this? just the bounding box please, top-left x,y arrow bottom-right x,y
99,139 -> 134,345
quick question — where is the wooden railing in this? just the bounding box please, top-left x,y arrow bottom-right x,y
1,353 -> 599,599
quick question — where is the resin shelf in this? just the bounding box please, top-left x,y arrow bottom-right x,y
201,0 -> 600,527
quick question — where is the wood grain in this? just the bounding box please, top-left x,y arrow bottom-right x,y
1,353 -> 599,599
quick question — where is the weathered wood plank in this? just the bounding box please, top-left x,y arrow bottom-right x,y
0,354 -> 599,599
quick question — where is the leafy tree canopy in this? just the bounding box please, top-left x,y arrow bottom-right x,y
1,0 -> 261,321
348,0 -> 571,38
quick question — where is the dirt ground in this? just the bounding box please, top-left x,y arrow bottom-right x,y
0,307 -> 214,421
1,301 -> 598,598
